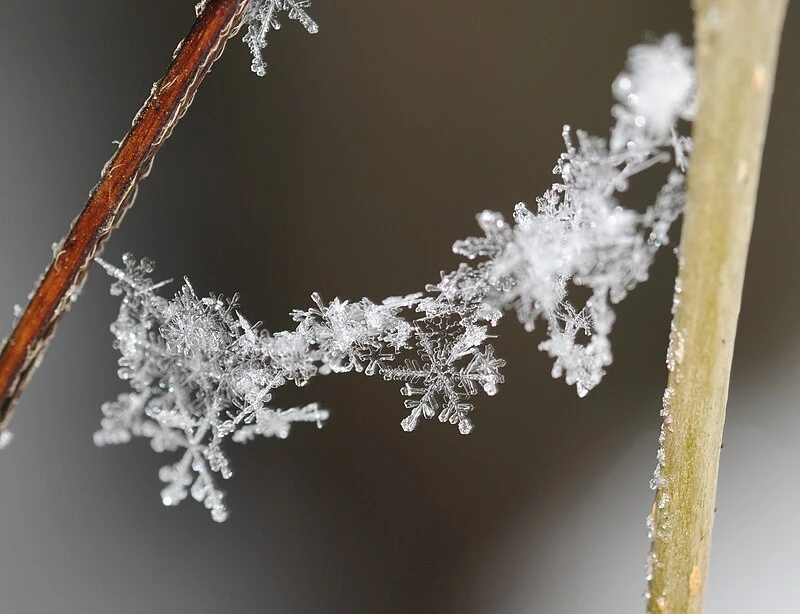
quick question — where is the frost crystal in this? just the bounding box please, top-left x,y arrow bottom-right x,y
96,37 -> 694,520
240,0 -> 318,77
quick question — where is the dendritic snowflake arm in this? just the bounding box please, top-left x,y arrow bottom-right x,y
241,0 -> 318,76
97,37 -> 694,520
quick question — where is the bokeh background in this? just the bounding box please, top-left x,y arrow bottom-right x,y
1,1 -> 798,612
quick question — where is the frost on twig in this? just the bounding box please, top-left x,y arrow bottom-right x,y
240,0 -> 318,76
95,37 -> 694,519
196,0 -> 318,78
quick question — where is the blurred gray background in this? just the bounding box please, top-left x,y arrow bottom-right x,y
1,1 -> 798,612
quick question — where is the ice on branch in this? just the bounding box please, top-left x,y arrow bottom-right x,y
240,0 -> 318,77
96,37 -> 694,519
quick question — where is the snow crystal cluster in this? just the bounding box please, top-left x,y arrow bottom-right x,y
95,37 -> 695,519
239,0 -> 318,77
95,256 -> 329,521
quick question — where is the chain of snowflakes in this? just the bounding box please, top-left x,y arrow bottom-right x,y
94,36 -> 695,521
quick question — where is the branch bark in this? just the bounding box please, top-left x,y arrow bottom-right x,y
646,1 -> 788,612
0,0 -> 249,431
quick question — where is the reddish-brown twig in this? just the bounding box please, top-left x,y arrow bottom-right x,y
0,0 -> 250,430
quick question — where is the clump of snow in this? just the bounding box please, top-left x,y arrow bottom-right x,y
613,34 -> 695,141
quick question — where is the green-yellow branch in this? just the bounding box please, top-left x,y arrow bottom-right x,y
646,1 -> 788,612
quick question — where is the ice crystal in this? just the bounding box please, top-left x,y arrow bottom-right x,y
96,37 -> 694,519
240,0 -> 318,77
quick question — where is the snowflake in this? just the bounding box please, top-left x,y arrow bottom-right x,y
96,37 -> 694,519
382,322 -> 505,434
95,256 -> 330,522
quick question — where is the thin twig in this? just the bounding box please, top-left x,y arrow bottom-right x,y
0,0 -> 250,431
646,1 -> 788,612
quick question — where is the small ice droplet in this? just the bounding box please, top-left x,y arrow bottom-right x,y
0,430 -> 13,449
191,479 -> 206,502
211,505 -> 229,523
666,324 -> 685,374
401,415 -> 417,432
